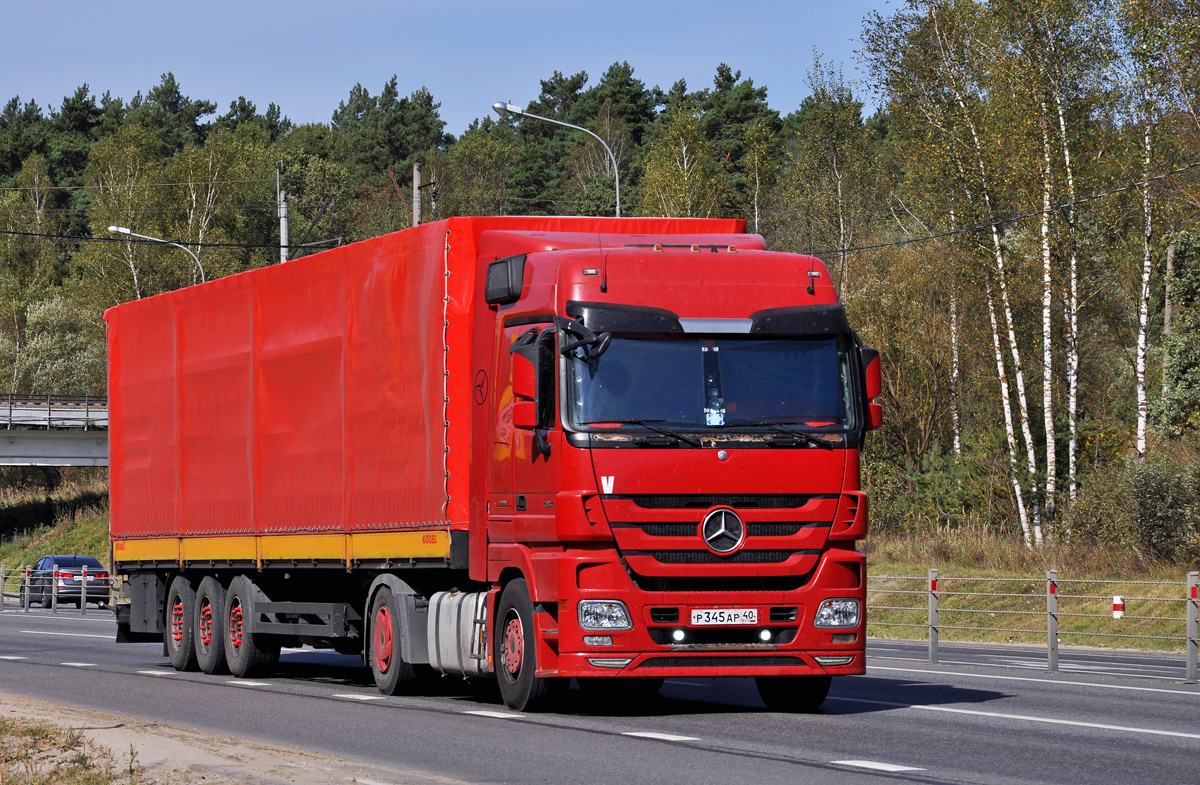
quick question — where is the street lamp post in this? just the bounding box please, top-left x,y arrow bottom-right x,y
106,226 -> 206,283
492,101 -> 621,218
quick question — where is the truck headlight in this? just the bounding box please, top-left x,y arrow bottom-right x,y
578,600 -> 633,630
814,599 -> 860,628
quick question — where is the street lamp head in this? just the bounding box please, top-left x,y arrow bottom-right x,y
493,101 -> 524,118
107,226 -> 131,236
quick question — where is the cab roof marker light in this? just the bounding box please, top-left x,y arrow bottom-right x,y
691,245 -> 701,252
727,246 -> 737,253
583,268 -> 599,276
653,243 -> 664,252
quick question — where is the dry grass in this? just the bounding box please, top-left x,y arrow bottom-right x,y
0,715 -> 136,785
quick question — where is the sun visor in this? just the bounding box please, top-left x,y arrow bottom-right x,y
565,301 -> 683,334
749,304 -> 849,335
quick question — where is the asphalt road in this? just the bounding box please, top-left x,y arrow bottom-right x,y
2,605 -> 1197,785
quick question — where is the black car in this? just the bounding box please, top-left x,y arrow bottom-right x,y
20,555 -> 110,608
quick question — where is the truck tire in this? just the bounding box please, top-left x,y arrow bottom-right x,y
369,587 -> 415,695
755,675 -> 832,712
194,576 -> 228,674
494,578 -> 549,712
224,575 -> 280,678
166,576 -> 198,672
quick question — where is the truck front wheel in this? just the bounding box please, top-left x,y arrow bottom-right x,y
224,575 -> 280,678
755,675 -> 832,712
194,577 -> 228,674
370,587 -> 415,694
166,575 -> 198,671
495,579 -> 549,712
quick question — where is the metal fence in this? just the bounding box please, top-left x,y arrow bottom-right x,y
2,394 -> 108,430
868,569 -> 1199,683
0,563 -> 113,615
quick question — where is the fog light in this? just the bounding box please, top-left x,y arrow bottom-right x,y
759,630 -> 772,642
814,599 -> 860,628
814,655 -> 855,666
578,600 -> 633,630
672,629 -> 685,642
831,633 -> 857,644
584,635 -> 613,646
587,657 -> 633,669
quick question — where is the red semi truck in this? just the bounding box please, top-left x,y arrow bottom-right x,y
107,216 -> 881,711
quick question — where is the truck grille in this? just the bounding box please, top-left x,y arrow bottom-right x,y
618,522 -> 817,537
610,494 -> 821,509
645,550 -> 811,565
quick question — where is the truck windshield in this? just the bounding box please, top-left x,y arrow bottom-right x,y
567,336 -> 854,432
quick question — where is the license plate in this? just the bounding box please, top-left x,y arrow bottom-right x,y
690,608 -> 758,626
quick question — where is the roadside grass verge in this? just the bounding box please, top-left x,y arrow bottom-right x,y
866,526 -> 1196,652
0,714 -> 134,784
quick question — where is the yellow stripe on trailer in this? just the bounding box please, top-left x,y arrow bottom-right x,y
112,531 -> 452,567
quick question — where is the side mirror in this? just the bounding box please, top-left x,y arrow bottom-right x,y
861,347 -> 882,431
514,400 -> 538,430
512,352 -> 536,402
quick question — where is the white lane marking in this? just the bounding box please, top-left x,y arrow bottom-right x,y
868,665 -> 1200,696
137,670 -> 171,676
0,656 -> 27,660
832,760 -> 925,773
22,630 -> 112,639
332,693 -> 386,701
61,662 -> 95,667
227,680 -> 269,687
462,710 -> 525,719
622,732 -> 700,742
351,778 -> 402,785
831,696 -> 1200,740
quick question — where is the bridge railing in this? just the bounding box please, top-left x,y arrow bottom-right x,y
1,394 -> 108,430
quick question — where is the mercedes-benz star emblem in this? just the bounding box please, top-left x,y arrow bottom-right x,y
701,509 -> 745,554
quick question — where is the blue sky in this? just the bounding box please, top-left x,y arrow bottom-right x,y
4,0 -> 888,134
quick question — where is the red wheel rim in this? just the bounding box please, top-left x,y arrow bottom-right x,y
198,601 -> 213,648
374,606 -> 393,673
228,600 -> 243,651
170,597 -> 184,644
503,612 -> 523,677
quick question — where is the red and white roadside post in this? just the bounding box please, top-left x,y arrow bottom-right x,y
1112,596 -> 1125,619
1187,571 -> 1198,685
1046,570 -> 1058,674
928,569 -> 939,665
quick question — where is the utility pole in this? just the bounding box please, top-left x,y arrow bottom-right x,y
277,161 -> 289,263
413,162 -> 422,227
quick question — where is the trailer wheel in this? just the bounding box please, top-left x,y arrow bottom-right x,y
369,587 -> 415,695
495,578 -> 549,712
755,675 -> 832,712
224,575 -> 280,678
165,576 -> 198,672
194,576 -> 228,674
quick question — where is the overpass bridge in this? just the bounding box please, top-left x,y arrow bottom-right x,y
0,395 -> 108,467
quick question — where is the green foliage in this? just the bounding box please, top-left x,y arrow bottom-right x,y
1153,232 -> 1200,435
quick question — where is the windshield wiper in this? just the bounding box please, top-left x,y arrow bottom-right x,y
583,419 -> 702,447
719,419 -> 837,449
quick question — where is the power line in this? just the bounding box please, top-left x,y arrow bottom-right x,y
0,229 -> 337,252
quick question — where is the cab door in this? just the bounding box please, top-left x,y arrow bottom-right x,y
509,324 -> 560,544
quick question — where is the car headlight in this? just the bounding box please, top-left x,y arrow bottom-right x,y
814,598 -> 860,628
578,599 -> 633,630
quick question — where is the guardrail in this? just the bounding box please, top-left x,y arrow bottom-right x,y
1,394 -> 108,430
868,569 -> 1198,683
0,563 -> 114,615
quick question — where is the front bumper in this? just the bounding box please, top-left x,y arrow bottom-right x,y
542,547 -> 866,679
